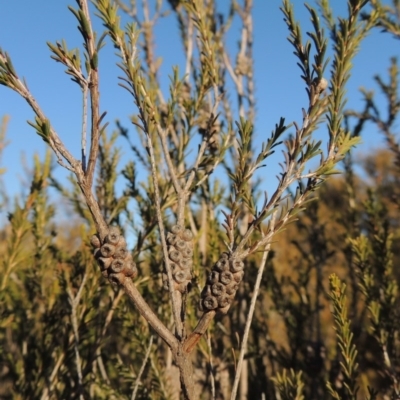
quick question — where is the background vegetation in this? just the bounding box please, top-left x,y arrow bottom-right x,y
1,0 -> 400,399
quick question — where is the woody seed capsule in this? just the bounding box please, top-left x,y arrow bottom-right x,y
230,259 -> 244,272
174,270 -> 188,283
168,249 -> 181,262
203,296 -> 218,310
171,224 -> 183,235
105,227 -> 121,244
110,259 -> 125,273
211,283 -> 225,296
100,243 -> 116,258
218,296 -> 230,308
220,270 -> 233,285
114,246 -> 128,259
181,229 -> 193,241
124,261 -> 138,278
90,235 -> 101,248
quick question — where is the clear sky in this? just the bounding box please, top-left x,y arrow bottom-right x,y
0,1 -> 397,212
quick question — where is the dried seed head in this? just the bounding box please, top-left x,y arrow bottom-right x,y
116,236 -> 127,248
220,270 -> 233,285
215,259 -> 229,272
181,229 -> 193,241
211,283 -> 225,296
105,227 -> 121,244
218,295 -> 231,308
90,235 -> 101,248
169,262 -> 179,272
175,239 -> 187,251
181,247 -> 193,259
179,258 -> 193,270
233,270 -> 244,283
100,243 -> 116,258
202,296 -> 218,310
110,259 -> 125,273
174,270 -> 188,284
230,259 -> 244,272
226,283 -> 239,295
123,261 -> 138,278
167,232 -> 178,245
171,224 -> 183,235
168,248 -> 181,262
221,252 -> 229,260
114,246 -> 128,260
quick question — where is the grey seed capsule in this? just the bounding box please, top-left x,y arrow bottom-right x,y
90,235 -> 101,248
124,261 -> 138,278
100,243 -> 116,258
179,258 -> 193,270
233,271 -> 244,283
215,259 -> 229,272
181,247 -> 193,259
98,257 -> 112,270
105,227 -> 121,244
169,248 -> 181,262
171,224 -> 183,235
108,272 -> 122,286
220,270 -> 233,285
167,232 -> 178,245
230,259 -> 244,272
114,246 -> 128,260
226,283 -> 239,296
110,259 -> 125,273
181,229 -> 193,241
116,236 -> 127,248
211,283 -> 225,296
174,270 -> 188,283
203,296 -> 218,310
218,295 -> 231,308
175,239 -> 187,251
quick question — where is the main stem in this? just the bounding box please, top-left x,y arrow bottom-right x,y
176,347 -> 195,400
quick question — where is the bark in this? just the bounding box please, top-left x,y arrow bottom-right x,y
175,346 -> 195,400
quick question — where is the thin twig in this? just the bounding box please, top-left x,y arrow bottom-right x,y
144,127 -> 184,339
78,0 -> 101,188
81,83 -> 88,172
131,335 -> 154,400
230,230 -> 273,400
67,273 -> 88,400
185,17 -> 194,81
206,331 -> 216,400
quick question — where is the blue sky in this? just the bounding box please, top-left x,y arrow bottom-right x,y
0,1 -> 397,212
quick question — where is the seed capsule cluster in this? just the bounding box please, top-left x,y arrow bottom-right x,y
200,253 -> 244,313
91,227 -> 137,285
162,225 -> 194,293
